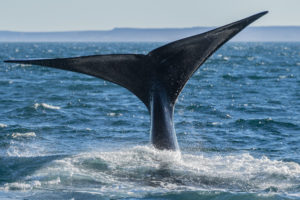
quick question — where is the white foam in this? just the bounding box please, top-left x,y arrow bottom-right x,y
223,56 -> 230,61
247,56 -> 255,61
12,132 -> 36,138
34,103 -> 61,110
107,112 -> 123,116
6,139 -> 45,157
0,123 -> 7,128
4,182 -> 31,191
226,114 -> 232,118
279,75 -> 287,79
46,177 -> 61,185
3,181 -> 41,191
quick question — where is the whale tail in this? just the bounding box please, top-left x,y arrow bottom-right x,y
4,11 -> 267,150
4,11 -> 267,110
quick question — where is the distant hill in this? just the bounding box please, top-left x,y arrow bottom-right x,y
0,27 -> 299,42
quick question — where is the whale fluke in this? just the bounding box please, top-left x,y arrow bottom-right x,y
4,11 -> 268,150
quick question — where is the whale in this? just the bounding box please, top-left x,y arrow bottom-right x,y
5,11 -> 267,151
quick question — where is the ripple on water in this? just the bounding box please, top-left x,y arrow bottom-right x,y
0,42 -> 299,199
234,118 -> 299,130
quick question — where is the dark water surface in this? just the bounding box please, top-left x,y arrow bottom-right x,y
0,42 -> 299,199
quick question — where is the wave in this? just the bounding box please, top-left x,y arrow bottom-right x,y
34,103 -> 61,110
5,137 -> 46,157
1,178 -> 60,191
2,181 -> 40,191
222,74 -> 243,81
234,118 -> 299,129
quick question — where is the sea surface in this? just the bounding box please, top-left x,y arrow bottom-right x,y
0,42 -> 299,200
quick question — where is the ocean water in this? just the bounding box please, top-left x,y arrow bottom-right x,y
0,42 -> 299,200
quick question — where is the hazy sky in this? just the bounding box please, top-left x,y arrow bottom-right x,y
0,0 -> 299,31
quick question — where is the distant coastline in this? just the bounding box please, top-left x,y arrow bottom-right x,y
0,26 -> 299,42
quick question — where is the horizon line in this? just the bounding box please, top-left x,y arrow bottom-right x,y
0,25 -> 300,33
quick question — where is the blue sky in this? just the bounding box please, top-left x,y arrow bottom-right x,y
0,0 -> 299,31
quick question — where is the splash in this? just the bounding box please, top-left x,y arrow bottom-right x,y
2,146 -> 299,199
5,139 -> 45,157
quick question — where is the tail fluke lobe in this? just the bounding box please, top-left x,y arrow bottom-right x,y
148,11 -> 268,105
5,54 -> 152,108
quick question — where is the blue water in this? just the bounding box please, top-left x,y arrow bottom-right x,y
0,42 -> 299,200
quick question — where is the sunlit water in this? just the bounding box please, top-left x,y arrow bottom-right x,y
0,42 -> 299,199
